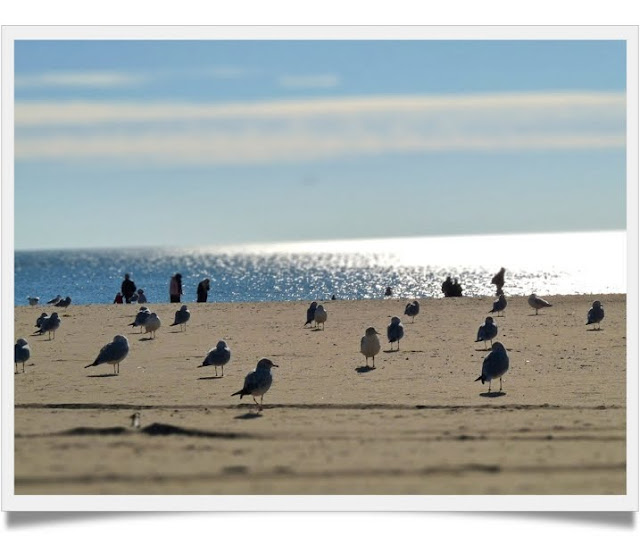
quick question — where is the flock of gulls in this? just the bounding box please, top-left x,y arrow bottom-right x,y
16,268 -> 608,409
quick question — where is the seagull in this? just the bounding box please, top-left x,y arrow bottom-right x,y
586,300 -> 605,330
528,293 -> 552,315
231,358 -> 278,411
130,412 -> 141,429
199,340 -> 231,376
27,296 -> 39,306
128,307 -> 151,333
387,316 -> 404,351
360,327 -> 381,369
144,313 -> 161,338
476,316 -> 498,349
14,338 -> 31,373
47,294 -> 62,305
491,267 -> 506,294
35,312 -> 49,329
304,301 -> 318,327
475,341 -> 510,393
314,304 -> 327,330
33,312 -> 61,340
55,296 -> 72,308
170,305 -> 191,331
404,300 -> 420,323
489,291 -> 507,317
84,335 -> 130,374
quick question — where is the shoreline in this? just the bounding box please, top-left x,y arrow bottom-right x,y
13,293 -> 627,494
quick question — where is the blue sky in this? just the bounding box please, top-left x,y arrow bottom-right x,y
13,40 -> 627,250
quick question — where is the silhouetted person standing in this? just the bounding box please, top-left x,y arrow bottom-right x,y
197,278 -> 211,303
442,276 -> 454,297
491,267 -> 506,295
169,273 -> 183,303
121,274 -> 136,303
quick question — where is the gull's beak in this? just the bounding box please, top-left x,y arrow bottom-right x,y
272,364 -> 279,367
375,330 -> 381,334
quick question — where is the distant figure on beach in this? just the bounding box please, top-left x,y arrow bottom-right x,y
15,338 -> 31,373
169,273 -> 183,303
387,316 -> 404,351
360,327 -> 381,369
314,304 -> 328,330
404,300 -> 420,322
47,294 -> 61,305
304,301 -> 318,327
331,294 -> 336,300
475,316 -> 498,349
442,276 -> 454,297
55,296 -> 72,309
197,278 -> 211,303
113,292 -> 124,304
489,291 -> 507,317
136,289 -> 148,304
231,358 -> 278,412
475,341 -> 509,394
84,335 -> 130,375
384,286 -> 393,297
451,278 -> 463,297
491,267 -> 506,295
586,300 -> 605,330
528,293 -> 552,315
121,274 -> 137,304
170,304 -> 191,331
199,340 -> 231,377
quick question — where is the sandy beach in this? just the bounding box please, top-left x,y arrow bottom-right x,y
13,294 -> 626,495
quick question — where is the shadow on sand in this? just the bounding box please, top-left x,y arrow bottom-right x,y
86,373 -> 119,378
355,365 -> 375,373
197,376 -> 224,381
383,349 -> 400,354
479,391 -> 506,398
234,412 -> 263,420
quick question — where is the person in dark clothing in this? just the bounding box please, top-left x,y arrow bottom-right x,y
197,278 -> 211,303
441,276 -> 454,297
451,278 -> 463,297
169,273 -> 183,303
113,292 -> 124,304
121,274 -> 137,303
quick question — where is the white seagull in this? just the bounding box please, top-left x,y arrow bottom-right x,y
528,293 -> 552,315
27,296 -> 40,306
231,358 -> 278,411
476,316 -> 498,349
360,327 -> 382,369
387,316 -> 404,351
170,305 -> 191,331
15,338 -> 31,373
489,291 -> 507,317
475,341 -> 510,393
144,312 -> 161,338
199,340 -> 231,376
404,300 -> 420,322
84,335 -> 130,375
314,304 -> 327,330
128,307 -> 151,333
33,312 -> 61,340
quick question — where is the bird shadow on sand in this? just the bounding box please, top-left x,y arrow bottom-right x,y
197,376 -> 224,381
234,412 -> 263,420
355,366 -> 375,373
311,328 -> 325,332
479,391 -> 506,398
86,373 -> 119,378
587,328 -> 604,332
138,336 -> 155,341
383,349 -> 400,354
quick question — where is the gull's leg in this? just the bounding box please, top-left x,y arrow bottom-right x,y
488,380 -> 492,393
259,395 -> 264,412
15,363 -> 17,373
215,366 -> 218,377
372,356 -> 376,369
499,377 -> 503,391
221,365 -> 224,377
23,362 -> 26,373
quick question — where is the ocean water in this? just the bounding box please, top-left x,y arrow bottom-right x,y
14,231 -> 627,306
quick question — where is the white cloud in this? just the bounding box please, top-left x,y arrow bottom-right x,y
277,74 -> 340,89
15,70 -> 149,89
14,91 -> 626,165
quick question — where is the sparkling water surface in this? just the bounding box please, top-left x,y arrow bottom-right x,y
14,231 -> 626,306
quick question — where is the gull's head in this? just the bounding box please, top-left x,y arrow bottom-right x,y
16,338 -> 29,347
593,300 -> 602,308
113,335 -> 128,344
316,305 -> 325,312
257,358 -> 278,369
310,301 -> 318,307
50,312 -> 59,319
216,340 -> 228,350
365,326 -> 380,336
180,305 -> 188,311
390,316 -> 401,325
140,306 -> 149,311
149,312 -> 158,318
485,316 -> 494,324
490,342 -> 506,353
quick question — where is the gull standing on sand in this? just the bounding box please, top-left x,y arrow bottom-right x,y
476,316 -> 498,349
586,300 -> 605,329
84,335 -> 130,374
144,312 -> 161,338
314,304 -> 327,330
33,312 -> 61,340
491,267 -> 506,294
475,341 -> 509,393
47,294 -> 62,305
55,296 -> 72,309
199,340 -> 231,376
528,293 -> 552,315
35,312 -> 49,329
170,305 -> 191,331
231,358 -> 278,411
304,301 -> 318,327
15,339 -> 31,373
360,327 -> 382,369
129,307 -> 151,333
489,291 -> 507,317
387,316 -> 404,351
27,296 -> 39,306
404,300 -> 420,323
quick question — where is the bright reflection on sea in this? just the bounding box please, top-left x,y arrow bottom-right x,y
15,231 -> 626,305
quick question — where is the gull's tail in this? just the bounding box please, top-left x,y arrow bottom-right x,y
231,388 -> 249,399
475,374 -> 485,384
84,363 -> 95,369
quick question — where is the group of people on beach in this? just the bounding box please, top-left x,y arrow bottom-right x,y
113,273 -> 212,304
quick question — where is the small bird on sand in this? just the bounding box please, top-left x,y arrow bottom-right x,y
489,291 -> 507,317
475,341 -> 509,393
314,304 -> 327,330
404,300 -> 420,322
130,412 -> 141,428
47,294 -> 62,305
231,358 -> 278,411
84,335 -> 130,375
170,305 -> 191,331
144,312 -> 161,338
304,301 -> 318,327
491,267 -> 506,294
476,316 -> 498,349
387,316 -> 404,351
33,312 -> 61,340
55,296 -> 72,308
35,312 -> 49,329
129,307 -> 151,333
586,300 -> 605,329
528,293 -> 552,315
27,296 -> 39,306
199,340 -> 231,376
15,338 -> 31,373
360,327 -> 382,368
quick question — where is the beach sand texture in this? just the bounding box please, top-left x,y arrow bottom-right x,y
13,294 -> 626,495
